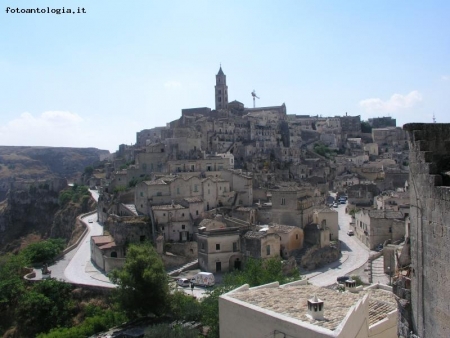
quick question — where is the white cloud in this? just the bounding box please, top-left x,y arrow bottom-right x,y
441,75 -> 449,81
164,81 -> 181,89
359,90 -> 422,112
0,111 -> 85,147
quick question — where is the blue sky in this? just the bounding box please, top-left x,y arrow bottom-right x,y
1,1 -> 449,152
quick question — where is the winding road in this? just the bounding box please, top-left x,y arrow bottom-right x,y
304,201 -> 370,287
33,189 -> 115,287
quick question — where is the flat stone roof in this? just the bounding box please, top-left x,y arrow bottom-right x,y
269,223 -> 297,233
228,284 -> 396,331
152,204 -> 186,210
183,196 -> 203,203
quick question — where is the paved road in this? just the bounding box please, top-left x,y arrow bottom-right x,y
32,189 -> 115,287
307,200 -> 370,287
64,214 -> 115,287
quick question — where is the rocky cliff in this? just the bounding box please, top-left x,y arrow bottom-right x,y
0,146 -> 110,201
0,181 -> 96,254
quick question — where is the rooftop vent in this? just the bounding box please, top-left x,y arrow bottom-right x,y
345,278 -> 357,293
307,294 -> 324,320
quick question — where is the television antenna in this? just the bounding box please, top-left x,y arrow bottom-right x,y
251,90 -> 260,108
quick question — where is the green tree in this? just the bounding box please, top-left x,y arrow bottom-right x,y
37,309 -> 127,338
0,254 -> 27,333
16,279 -> 75,336
169,291 -> 202,322
84,166 -> 94,176
109,242 -> 169,318
223,257 -> 299,287
21,238 -> 66,264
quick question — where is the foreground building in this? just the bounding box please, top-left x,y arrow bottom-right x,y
220,280 -> 397,338
395,124 -> 450,337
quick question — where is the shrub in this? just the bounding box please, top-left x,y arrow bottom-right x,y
21,239 -> 66,264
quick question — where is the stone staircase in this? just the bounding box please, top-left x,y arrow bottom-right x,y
167,259 -> 199,277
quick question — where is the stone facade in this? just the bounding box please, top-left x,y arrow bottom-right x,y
354,209 -> 405,249
396,123 -> 450,338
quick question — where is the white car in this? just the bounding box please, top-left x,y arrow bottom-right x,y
176,278 -> 190,287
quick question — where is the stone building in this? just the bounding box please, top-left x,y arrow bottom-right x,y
197,218 -> 243,273
353,209 -> 405,249
152,203 -> 192,242
270,186 -> 315,228
394,123 -> 450,337
340,114 -> 361,133
241,231 -> 281,260
268,224 -> 304,258
313,207 -> 339,241
368,116 -> 396,128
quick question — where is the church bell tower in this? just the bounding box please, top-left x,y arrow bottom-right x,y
215,66 -> 228,110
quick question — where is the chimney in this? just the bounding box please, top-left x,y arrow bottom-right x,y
345,278 -> 357,293
307,294 -> 324,320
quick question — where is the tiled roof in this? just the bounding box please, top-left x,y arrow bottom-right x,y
91,235 -> 114,245
229,284 -> 396,331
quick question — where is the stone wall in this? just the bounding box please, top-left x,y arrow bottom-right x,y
402,123 -> 450,338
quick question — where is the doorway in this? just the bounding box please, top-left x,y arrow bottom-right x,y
216,261 -> 222,272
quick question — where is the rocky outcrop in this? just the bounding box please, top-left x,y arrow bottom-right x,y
0,146 -> 109,201
0,185 -> 95,253
300,244 -> 340,270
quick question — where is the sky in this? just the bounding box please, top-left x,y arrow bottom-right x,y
1,1 -> 449,152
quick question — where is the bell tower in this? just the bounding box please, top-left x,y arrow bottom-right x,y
215,65 -> 228,110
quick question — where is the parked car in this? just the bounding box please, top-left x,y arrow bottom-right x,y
347,230 -> 354,236
333,203 -> 338,208
176,278 -> 190,287
337,276 -> 350,283
375,244 -> 383,252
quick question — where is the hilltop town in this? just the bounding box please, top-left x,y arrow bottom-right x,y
88,67 -> 409,279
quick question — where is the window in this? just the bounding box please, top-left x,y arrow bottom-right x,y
201,242 -> 205,251
182,224 -> 185,230
281,198 -> 286,205
140,192 -> 143,197
389,227 -> 392,233
216,244 -> 220,250
296,234 -> 299,240
208,189 -> 210,195
191,165 -> 195,171
233,242 -> 238,252
163,213 -> 166,216
194,184 -> 198,192
196,210 -> 199,215
182,213 -> 184,217
177,187 -> 180,194
266,245 -> 271,256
